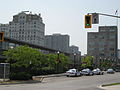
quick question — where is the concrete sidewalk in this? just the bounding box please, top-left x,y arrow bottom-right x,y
100,85 -> 120,90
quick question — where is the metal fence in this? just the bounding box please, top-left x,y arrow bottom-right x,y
0,63 -> 10,81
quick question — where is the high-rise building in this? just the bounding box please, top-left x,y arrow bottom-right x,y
69,45 -> 79,54
45,34 -> 69,52
9,11 -> 45,46
87,26 -> 118,64
118,49 -> 120,60
69,45 -> 81,68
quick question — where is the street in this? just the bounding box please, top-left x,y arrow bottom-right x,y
0,73 -> 120,90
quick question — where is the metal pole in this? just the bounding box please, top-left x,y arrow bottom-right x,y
3,64 -> 6,82
74,53 -> 76,68
88,12 -> 120,18
57,51 -> 60,73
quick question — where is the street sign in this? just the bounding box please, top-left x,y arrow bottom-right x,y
92,13 -> 99,24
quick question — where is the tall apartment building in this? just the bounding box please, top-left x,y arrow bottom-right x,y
9,11 -> 45,46
118,49 -> 120,60
69,45 -> 79,54
45,34 -> 69,52
87,26 -> 118,64
69,45 -> 81,67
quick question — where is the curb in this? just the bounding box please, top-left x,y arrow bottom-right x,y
0,80 -> 41,85
0,73 -> 65,85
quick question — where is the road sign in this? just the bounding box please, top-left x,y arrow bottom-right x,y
92,13 -> 99,24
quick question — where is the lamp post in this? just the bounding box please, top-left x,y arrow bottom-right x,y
57,51 -> 60,73
91,56 -> 94,68
100,57 -> 101,69
74,53 -> 76,68
29,61 -> 32,75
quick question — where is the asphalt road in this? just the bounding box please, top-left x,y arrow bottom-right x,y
0,73 -> 120,90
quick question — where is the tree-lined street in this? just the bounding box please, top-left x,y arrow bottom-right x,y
0,73 -> 120,90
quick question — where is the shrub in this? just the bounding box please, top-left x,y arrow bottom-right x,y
10,72 -> 31,80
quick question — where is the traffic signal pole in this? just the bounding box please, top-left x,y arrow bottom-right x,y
88,13 -> 120,18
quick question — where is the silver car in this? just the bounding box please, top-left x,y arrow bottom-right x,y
66,69 -> 81,77
92,68 -> 104,75
107,69 -> 115,74
81,68 -> 94,76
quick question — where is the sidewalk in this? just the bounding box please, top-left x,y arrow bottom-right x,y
0,73 -> 65,85
100,85 -> 120,90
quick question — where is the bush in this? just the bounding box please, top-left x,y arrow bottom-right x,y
10,72 -> 31,80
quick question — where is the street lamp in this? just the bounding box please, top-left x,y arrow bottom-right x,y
74,53 -> 76,68
100,57 -> 101,69
91,56 -> 94,68
57,51 -> 60,62
56,51 -> 60,73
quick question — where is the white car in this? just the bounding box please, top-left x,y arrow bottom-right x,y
66,69 -> 81,77
81,68 -> 94,76
92,68 -> 104,75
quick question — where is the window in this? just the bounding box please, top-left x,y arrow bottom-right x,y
110,48 -> 114,51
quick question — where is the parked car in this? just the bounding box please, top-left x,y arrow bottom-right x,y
66,68 -> 81,77
92,68 -> 104,75
81,68 -> 94,76
107,69 -> 115,74
115,69 -> 120,72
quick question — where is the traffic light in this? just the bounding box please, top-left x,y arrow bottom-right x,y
85,15 -> 92,28
0,32 -> 4,42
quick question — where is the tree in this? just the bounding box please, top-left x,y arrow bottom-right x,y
3,46 -> 71,80
81,56 -> 94,69
3,46 -> 43,80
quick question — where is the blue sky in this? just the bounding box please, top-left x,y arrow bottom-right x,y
0,0 -> 120,55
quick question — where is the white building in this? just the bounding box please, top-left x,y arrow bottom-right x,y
9,11 -> 45,46
118,49 -> 120,59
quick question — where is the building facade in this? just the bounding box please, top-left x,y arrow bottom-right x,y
69,45 -> 79,54
118,49 -> 120,61
45,34 -> 69,53
9,11 -> 45,46
69,45 -> 81,68
87,26 -> 118,65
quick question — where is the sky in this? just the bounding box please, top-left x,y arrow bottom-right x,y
0,0 -> 120,55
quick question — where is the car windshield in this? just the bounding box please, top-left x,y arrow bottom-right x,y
93,69 -> 97,71
108,69 -> 113,71
82,69 -> 90,72
68,69 -> 76,72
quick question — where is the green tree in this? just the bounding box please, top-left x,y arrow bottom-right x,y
81,56 -> 93,69
3,46 -> 43,80
3,46 -> 71,80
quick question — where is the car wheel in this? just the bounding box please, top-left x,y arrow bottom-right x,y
67,75 -> 69,77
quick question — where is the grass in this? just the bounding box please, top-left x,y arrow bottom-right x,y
102,83 -> 120,87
